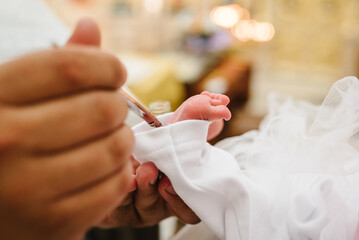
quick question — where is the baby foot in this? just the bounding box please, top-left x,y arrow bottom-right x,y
168,91 -> 231,124
168,92 -> 231,140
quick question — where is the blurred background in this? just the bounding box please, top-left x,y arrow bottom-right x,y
44,0 -> 359,239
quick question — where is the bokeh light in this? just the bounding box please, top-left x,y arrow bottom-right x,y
232,20 -> 253,41
233,20 -> 275,42
253,21 -> 275,42
210,4 -> 242,28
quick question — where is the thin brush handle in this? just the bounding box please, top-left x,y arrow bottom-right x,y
119,89 -> 163,128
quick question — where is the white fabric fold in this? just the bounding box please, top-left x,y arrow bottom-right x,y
133,114 -> 253,239
132,77 -> 359,240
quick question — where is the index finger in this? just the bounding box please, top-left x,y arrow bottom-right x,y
0,46 -> 127,104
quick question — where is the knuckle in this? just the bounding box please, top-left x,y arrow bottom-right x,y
108,55 -> 127,87
56,49 -> 87,87
114,93 -> 129,121
85,149 -> 103,171
0,110 -> 27,151
55,47 -> 127,89
110,126 -> 134,161
92,93 -> 122,127
108,127 -> 134,169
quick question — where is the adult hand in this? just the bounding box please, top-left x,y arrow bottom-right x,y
0,18 -> 134,240
68,18 -> 200,229
98,160 -> 200,228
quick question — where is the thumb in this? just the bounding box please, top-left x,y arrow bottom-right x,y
66,17 -> 101,47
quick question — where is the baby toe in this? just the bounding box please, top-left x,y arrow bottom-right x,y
200,91 -> 211,97
210,94 -> 230,106
219,95 -> 230,105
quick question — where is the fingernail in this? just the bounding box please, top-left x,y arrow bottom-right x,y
166,184 -> 177,196
150,178 -> 157,185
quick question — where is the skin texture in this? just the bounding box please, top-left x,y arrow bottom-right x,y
0,17 -> 200,240
0,18 -> 134,240
100,82 -> 231,229
100,92 -> 231,228
68,18 -> 202,229
168,91 -> 231,140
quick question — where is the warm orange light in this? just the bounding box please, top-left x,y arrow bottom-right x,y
253,22 -> 275,42
210,4 -> 242,28
232,20 -> 275,42
232,20 -> 254,41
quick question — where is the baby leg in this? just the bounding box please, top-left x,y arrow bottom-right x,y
168,91 -> 231,140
